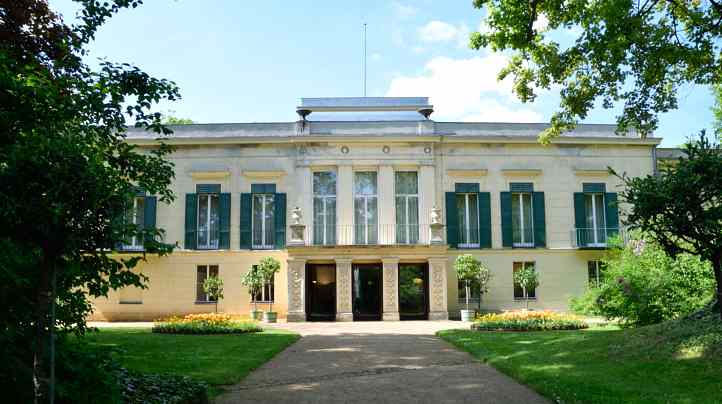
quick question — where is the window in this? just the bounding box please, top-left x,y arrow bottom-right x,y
313,172 -> 337,245
395,172 -> 419,244
252,193 -> 275,249
456,193 -> 479,248
512,192 -> 534,247
585,193 -> 607,246
588,260 -> 606,286
458,279 -> 481,307
354,172 -> 378,244
513,261 -> 536,299
250,266 -> 275,303
123,196 -> 145,249
196,265 -> 219,302
197,193 -> 220,249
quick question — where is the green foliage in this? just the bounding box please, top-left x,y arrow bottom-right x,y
615,133 -> 722,320
454,255 -> 491,310
162,116 -> 194,125
0,1 -> 179,398
712,85 -> 722,138
471,1 -> 722,142
513,264 -> 538,309
55,342 -> 122,404
202,276 -> 224,313
241,264 -> 266,311
572,237 -> 714,326
472,311 -> 588,331
256,257 -> 281,312
152,321 -> 261,335
119,370 -> 209,404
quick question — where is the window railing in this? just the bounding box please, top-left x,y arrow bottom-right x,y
300,224 -> 432,246
573,227 -> 621,248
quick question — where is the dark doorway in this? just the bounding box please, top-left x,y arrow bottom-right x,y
352,264 -> 382,321
398,263 -> 429,320
306,264 -> 336,321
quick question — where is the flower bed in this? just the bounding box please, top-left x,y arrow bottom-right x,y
472,310 -> 589,331
152,313 -> 262,335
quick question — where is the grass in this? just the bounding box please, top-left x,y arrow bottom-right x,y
439,311 -> 722,404
83,327 -> 299,395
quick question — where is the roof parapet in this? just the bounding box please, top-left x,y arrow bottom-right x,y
297,97 -> 433,120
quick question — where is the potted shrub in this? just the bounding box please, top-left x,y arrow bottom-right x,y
454,254 -> 490,322
241,265 -> 264,320
202,275 -> 224,313
513,264 -> 539,311
257,256 -> 281,323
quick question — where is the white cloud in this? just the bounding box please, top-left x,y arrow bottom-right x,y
392,2 -> 418,19
418,20 -> 460,42
386,55 -> 542,123
418,20 -> 471,48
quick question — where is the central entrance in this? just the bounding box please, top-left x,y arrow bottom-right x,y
306,264 -> 336,321
352,264 -> 382,321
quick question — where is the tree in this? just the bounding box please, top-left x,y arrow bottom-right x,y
162,116 -> 194,125
711,85 -> 722,138
454,255 -> 491,311
257,257 -> 281,313
0,1 -> 178,401
203,276 -> 224,313
615,132 -> 722,319
471,0 -> 722,142
240,265 -> 265,314
513,265 -> 539,310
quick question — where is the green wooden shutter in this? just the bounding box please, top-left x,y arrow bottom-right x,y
500,192 -> 512,247
532,192 -> 546,247
240,193 -> 252,249
143,196 -> 157,244
445,192 -> 458,248
605,192 -> 619,239
573,192 -> 586,247
184,194 -> 197,250
219,193 -> 231,249
274,193 -> 286,249
478,192 -> 491,248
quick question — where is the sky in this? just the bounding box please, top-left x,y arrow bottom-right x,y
50,0 -> 715,147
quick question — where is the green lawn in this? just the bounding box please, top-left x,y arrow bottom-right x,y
439,319 -> 722,404
83,328 -> 299,388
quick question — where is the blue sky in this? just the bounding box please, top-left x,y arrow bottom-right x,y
51,0 -> 714,147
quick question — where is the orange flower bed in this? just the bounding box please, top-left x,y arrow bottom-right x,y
473,310 -> 588,331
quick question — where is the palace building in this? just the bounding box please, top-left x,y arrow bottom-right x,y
91,97 -> 660,321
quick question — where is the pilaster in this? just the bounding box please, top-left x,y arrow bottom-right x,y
427,257 -> 449,320
286,258 -> 307,322
382,257 -> 400,320
335,258 -> 353,321
378,165 -> 395,245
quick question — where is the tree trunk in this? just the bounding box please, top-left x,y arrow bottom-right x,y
33,259 -> 52,404
713,256 -> 722,320
465,280 -> 470,311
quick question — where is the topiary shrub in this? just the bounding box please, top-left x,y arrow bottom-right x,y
570,236 -> 715,326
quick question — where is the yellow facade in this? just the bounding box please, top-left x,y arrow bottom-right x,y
90,100 -> 660,321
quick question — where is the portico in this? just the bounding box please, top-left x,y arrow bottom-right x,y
286,246 -> 449,322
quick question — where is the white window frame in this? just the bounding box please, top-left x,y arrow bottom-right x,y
123,196 -> 145,250
252,193 -> 274,250
395,172 -> 419,245
197,193 -> 219,250
512,192 -> 534,248
196,264 -> 219,303
458,193 -> 480,248
313,171 -> 337,245
354,172 -> 378,245
586,193 -> 607,247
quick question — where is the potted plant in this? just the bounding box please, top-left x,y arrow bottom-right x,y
513,264 -> 539,311
257,256 -> 281,323
202,275 -> 224,313
241,265 -> 264,320
454,254 -> 490,322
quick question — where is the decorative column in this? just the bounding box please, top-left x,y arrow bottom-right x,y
378,165 -> 395,245
419,164 -> 436,244
286,258 -> 307,322
335,258 -> 353,321
382,257 -> 400,320
427,257 -> 449,320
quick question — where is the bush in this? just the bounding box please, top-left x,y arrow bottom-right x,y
52,341 -> 209,404
472,310 -> 588,331
571,237 -> 715,326
152,313 -> 262,334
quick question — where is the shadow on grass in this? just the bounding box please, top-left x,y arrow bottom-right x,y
438,326 -> 722,404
